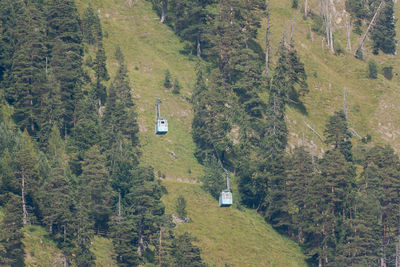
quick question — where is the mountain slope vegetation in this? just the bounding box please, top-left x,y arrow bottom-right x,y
1,0 -> 400,266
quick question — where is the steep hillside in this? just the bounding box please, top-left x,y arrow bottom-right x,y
73,0 -> 308,266
75,0 -> 398,266
261,0 -> 400,154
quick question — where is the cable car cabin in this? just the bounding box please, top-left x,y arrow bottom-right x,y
219,190 -> 232,207
155,118 -> 168,134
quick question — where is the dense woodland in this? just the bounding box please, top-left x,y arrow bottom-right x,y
0,0 -> 398,266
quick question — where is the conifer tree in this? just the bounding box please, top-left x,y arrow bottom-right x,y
125,166 -> 165,257
8,1 -> 47,135
14,130 -> 40,224
172,0 -> 215,57
0,193 -> 24,266
80,145 -> 113,234
192,69 -> 232,163
46,0 -> 84,134
324,110 -> 352,162
110,218 -> 139,266
286,146 -> 314,242
172,232 -> 206,267
93,41 -> 109,106
82,2 -> 103,45
370,0 -> 396,54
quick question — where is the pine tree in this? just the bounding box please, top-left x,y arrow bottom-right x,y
172,232 -> 206,267
192,69 -> 232,163
110,218 -> 139,266
176,195 -> 187,219
324,110 -> 353,162
46,0 -> 84,134
172,0 -> 215,57
93,41 -> 109,106
286,146 -> 314,242
125,166 -> 165,257
80,145 -> 113,234
8,1 -> 47,135
370,0 -> 396,54
14,130 -> 40,225
0,193 -> 24,266
82,2 -> 103,45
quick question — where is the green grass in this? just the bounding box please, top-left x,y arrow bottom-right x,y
259,0 -> 400,153
77,0 -> 203,181
91,236 -> 117,267
162,180 -> 307,267
23,225 -> 64,267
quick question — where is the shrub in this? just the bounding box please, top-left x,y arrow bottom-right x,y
368,60 -> 378,79
164,69 -> 171,88
382,66 -> 393,80
176,195 -> 187,219
172,77 -> 181,94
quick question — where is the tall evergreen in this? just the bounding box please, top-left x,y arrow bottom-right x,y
0,193 -> 24,267
14,130 -> 40,224
370,0 -> 396,54
46,0 -> 84,134
80,145 -> 113,234
81,2 -> 103,45
125,166 -> 165,257
324,110 -> 352,162
7,1 -> 47,135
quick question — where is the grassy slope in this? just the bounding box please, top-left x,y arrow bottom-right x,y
261,0 -> 400,154
163,180 -> 306,267
74,0 -> 308,266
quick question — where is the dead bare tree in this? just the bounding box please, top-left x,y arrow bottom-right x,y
304,0 -> 308,18
353,1 -> 385,57
160,0 -> 167,23
343,87 -> 348,120
346,17 -> 352,51
321,0 -> 334,52
290,15 -> 295,42
264,6 -> 271,75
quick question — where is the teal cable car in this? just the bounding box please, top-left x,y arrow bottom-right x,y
219,167 -> 232,207
155,97 -> 168,135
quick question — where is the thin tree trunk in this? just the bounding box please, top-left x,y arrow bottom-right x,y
346,18 -> 352,51
290,15 -> 295,42
304,0 -> 308,18
354,1 -> 384,57
160,0 -> 167,24
264,8 -> 271,75
158,228 -> 162,267
343,87 -> 347,120
22,173 -> 28,225
196,34 -> 201,58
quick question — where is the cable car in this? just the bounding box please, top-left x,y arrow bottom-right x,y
219,189 -> 233,207
155,97 -> 168,134
219,167 -> 232,207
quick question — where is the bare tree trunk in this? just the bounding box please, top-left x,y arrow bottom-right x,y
22,173 -> 28,225
196,34 -> 201,58
264,8 -> 271,75
158,228 -> 162,267
160,0 -> 167,24
304,0 -> 308,18
290,15 -> 295,42
346,18 -> 352,51
343,87 -> 348,120
354,1 -> 384,57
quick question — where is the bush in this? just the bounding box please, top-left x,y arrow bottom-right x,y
292,0 -> 298,8
355,48 -> 363,60
164,69 -> 171,88
382,66 -> 393,80
334,41 -> 344,55
368,60 -> 378,79
172,77 -> 181,94
176,195 -> 187,219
